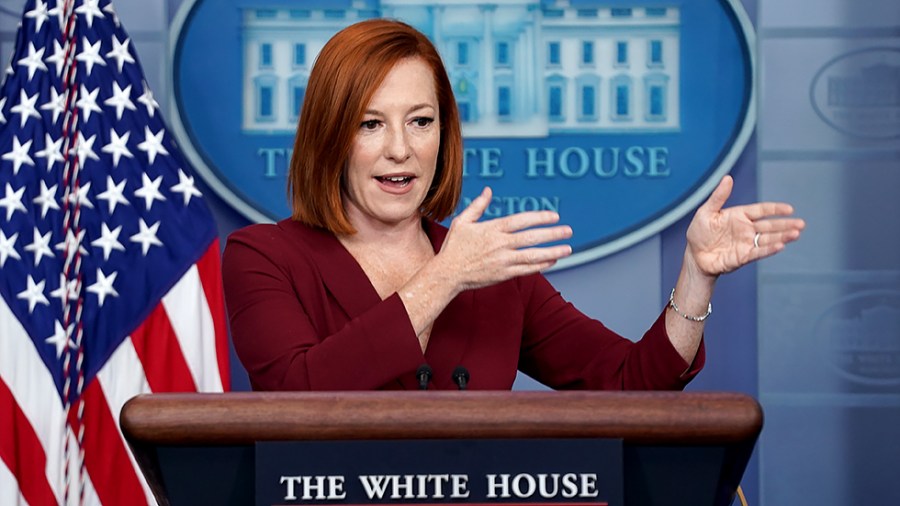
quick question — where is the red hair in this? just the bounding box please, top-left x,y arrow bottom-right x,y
288,19 -> 463,234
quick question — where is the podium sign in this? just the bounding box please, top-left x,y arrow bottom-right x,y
256,439 -> 624,506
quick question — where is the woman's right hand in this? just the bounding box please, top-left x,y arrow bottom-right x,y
436,187 -> 573,293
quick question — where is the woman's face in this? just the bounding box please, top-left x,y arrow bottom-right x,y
342,57 -> 441,231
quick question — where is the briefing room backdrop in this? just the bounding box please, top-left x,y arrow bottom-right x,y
0,0 -> 897,505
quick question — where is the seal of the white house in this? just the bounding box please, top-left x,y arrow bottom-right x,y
816,290 -> 900,386
169,0 -> 756,269
811,47 -> 900,140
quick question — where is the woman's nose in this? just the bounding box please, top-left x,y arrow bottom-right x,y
384,127 -> 412,162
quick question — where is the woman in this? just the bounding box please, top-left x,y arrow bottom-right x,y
222,19 -> 804,391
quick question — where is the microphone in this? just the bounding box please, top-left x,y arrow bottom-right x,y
452,366 -> 470,390
416,364 -> 433,390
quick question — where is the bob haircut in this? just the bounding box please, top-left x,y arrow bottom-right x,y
288,19 -> 463,234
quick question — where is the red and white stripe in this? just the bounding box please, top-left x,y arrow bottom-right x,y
0,241 -> 229,506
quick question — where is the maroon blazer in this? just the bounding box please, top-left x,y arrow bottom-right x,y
222,219 -> 704,391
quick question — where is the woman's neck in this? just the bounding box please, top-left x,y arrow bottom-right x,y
338,212 -> 436,302
339,212 -> 429,252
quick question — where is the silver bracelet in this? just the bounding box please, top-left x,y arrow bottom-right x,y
668,288 -> 712,322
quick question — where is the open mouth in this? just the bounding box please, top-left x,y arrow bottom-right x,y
374,175 -> 414,187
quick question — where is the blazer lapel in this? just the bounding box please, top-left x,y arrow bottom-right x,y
279,219 -> 476,390
420,220 -> 476,388
425,290 -> 476,389
278,220 -> 381,320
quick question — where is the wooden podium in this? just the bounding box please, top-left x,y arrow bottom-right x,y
120,391 -> 762,506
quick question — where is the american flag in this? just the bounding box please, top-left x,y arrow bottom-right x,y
0,0 -> 230,504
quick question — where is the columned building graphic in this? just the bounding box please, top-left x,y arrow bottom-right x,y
827,63 -> 900,108
242,1 -> 680,137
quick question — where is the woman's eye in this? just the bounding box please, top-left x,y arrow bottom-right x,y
412,117 -> 434,127
361,119 -> 380,130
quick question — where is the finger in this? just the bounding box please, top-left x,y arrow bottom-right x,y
764,229 -> 803,246
512,245 -> 573,265
744,202 -> 796,221
753,228 -> 802,251
508,260 -> 559,277
454,186 -> 492,223
508,225 -> 573,249
753,218 -> 807,234
700,175 -> 733,213
751,243 -> 785,262
494,210 -> 561,232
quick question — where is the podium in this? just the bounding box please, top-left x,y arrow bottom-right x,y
120,391 -> 761,506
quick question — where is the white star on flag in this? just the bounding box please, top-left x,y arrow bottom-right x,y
35,133 -> 64,171
76,37 -> 107,76
171,168 -> 203,206
134,172 -> 166,210
49,273 -> 79,306
46,1 -> 67,29
10,89 -> 41,127
24,227 -> 54,266
32,180 -> 60,218
76,133 -> 100,164
87,267 -> 118,306
2,136 -> 35,175
101,129 -> 133,167
129,218 -> 163,255
96,175 -> 130,214
91,223 -> 125,261
16,42 -> 47,81
45,39 -> 66,76
0,230 -> 21,267
44,320 -> 75,358
0,183 -> 27,220
65,180 -> 95,210
106,35 -> 134,72
75,0 -> 105,28
0,96 -> 6,124
40,86 -> 66,123
54,228 -> 89,257
17,275 -> 50,313
104,82 -> 136,119
103,1 -> 121,27
137,126 -> 169,164
76,84 -> 102,120
138,82 -> 159,117
24,0 -> 50,32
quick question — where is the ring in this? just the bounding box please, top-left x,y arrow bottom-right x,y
753,232 -> 761,248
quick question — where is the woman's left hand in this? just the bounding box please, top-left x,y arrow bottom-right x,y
686,175 -> 805,278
